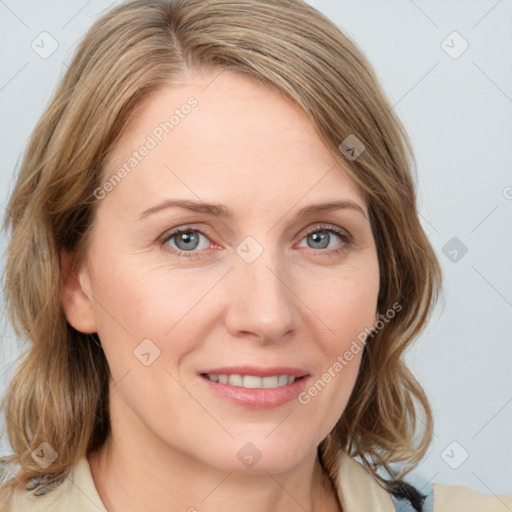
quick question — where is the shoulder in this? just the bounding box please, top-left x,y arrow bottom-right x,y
334,449 -> 512,512
432,482 -> 512,512
5,458 -> 107,512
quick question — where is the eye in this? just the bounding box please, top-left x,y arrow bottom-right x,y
297,224 -> 352,255
160,223 -> 352,258
161,228 -> 211,255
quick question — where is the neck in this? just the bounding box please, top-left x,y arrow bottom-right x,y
88,424 -> 341,511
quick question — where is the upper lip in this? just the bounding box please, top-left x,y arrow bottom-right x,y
200,366 -> 309,378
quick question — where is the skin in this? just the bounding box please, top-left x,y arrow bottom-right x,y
61,67 -> 380,512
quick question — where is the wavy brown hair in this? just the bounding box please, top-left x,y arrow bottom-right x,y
0,0 -> 442,507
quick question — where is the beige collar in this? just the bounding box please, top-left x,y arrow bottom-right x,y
335,450 -> 395,511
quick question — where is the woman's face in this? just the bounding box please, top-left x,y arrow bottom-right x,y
65,68 -> 380,473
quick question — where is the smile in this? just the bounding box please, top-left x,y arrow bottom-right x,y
199,369 -> 310,408
202,374 -> 301,388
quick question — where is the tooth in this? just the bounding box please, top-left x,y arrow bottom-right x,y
243,375 -> 263,388
278,375 -> 288,386
228,374 -> 243,386
262,376 -> 279,388
208,374 -> 300,388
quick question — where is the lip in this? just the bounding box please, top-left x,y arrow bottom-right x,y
199,366 -> 309,378
198,366 -> 310,409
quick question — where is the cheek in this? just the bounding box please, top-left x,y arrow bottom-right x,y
299,257 -> 379,346
294,260 -> 378,426
300,352 -> 362,442
85,255 -> 218,375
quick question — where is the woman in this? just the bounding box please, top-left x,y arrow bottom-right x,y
0,0 -> 510,511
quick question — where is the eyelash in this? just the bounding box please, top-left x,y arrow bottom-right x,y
159,223 -> 352,259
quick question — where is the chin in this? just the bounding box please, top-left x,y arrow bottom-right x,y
195,435 -> 315,475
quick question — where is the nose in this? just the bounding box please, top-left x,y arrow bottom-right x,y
223,247 -> 296,344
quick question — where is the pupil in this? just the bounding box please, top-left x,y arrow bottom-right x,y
310,231 -> 328,249
179,231 -> 197,249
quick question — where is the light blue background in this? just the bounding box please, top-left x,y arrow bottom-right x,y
1,0 -> 511,497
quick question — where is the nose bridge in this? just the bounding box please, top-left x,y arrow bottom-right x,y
224,239 -> 295,341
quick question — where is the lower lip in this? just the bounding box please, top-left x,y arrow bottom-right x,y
199,375 -> 310,409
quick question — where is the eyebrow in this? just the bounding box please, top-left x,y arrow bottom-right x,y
137,198 -> 367,220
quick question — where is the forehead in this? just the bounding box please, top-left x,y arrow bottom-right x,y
101,69 -> 366,216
